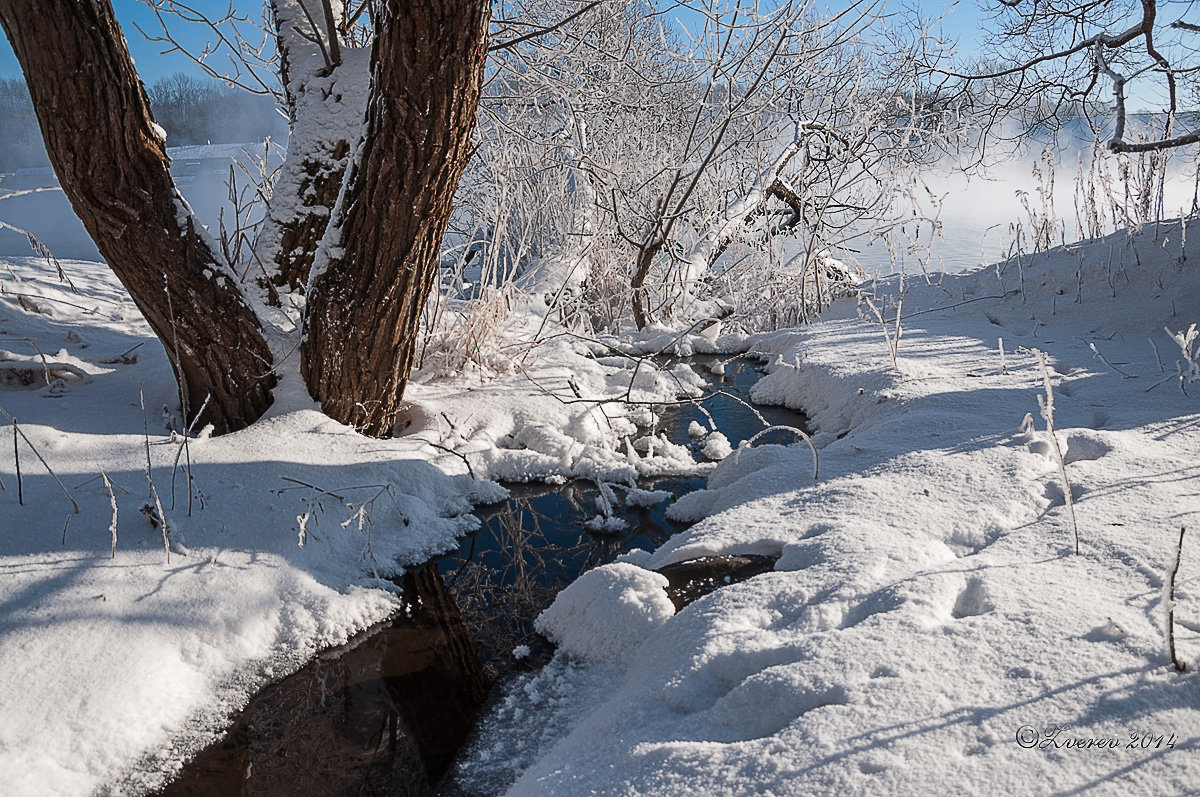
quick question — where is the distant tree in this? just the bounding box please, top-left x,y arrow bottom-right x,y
146,73 -> 217,143
0,73 -> 284,171
146,72 -> 285,146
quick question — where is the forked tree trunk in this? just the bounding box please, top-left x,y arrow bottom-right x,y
302,0 -> 489,436
0,0 -> 276,433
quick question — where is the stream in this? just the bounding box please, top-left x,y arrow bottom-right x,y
159,356 -> 809,796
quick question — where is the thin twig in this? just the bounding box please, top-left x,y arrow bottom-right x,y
0,403 -> 78,513
141,390 -> 171,564
1169,526 -> 1188,672
276,476 -> 345,501
73,472 -> 131,494
1031,349 -> 1080,555
1081,338 -> 1137,378
101,468 -> 118,559
878,292 -> 1017,324
735,424 -> 819,479
426,441 -> 477,479
4,290 -> 119,318
170,393 -> 210,514
13,420 -> 21,506
489,1 -> 604,52
0,337 -> 54,386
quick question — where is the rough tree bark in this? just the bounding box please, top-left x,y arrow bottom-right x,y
0,0 -> 276,433
302,0 -> 490,436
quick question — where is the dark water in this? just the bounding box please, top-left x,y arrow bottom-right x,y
162,567 -> 486,797
159,356 -> 808,796
438,355 -> 809,670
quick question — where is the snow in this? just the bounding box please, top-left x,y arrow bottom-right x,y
6,212 -> 1200,794
699,430 -> 733,460
253,0 -> 372,305
0,253 -> 713,795
452,222 -> 1200,795
534,563 -> 675,665
0,258 -> 503,794
582,514 -> 629,534
409,326 -> 714,486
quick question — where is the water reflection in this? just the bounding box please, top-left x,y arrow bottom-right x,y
440,476 -> 702,673
440,356 -> 803,672
161,566 -> 489,796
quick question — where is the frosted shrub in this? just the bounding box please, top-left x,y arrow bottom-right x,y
1166,323 -> 1200,391
420,286 -> 531,379
431,0 -> 955,365
716,247 -> 866,331
1071,129 -> 1198,243
1016,149 -> 1061,252
1029,348 -> 1080,555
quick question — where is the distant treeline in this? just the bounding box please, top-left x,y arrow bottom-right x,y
0,73 -> 287,173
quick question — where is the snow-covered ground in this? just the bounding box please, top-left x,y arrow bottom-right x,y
0,254 -> 719,795
0,257 -> 499,795
453,222 -> 1200,795
3,214 -> 1200,795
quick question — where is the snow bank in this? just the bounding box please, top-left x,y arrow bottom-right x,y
534,563 -> 675,665
406,327 -> 719,487
453,221 -> 1200,796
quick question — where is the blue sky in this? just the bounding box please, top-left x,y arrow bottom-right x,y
0,0 -> 241,83
1,1 -> 986,85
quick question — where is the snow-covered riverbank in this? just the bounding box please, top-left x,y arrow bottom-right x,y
3,216 -> 1200,795
454,222 -> 1200,795
0,253 -> 722,794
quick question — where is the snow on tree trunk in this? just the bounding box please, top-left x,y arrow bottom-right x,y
301,0 -> 489,437
256,1 -> 369,300
0,0 -> 276,433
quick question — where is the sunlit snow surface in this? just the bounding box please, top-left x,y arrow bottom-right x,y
452,223 -> 1200,796
3,214 -> 1200,795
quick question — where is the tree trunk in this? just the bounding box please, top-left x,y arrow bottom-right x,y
631,232 -> 664,330
302,0 -> 489,437
264,138 -> 352,295
257,1 -> 367,299
0,0 -> 276,433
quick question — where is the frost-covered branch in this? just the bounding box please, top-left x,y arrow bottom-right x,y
134,0 -> 281,98
947,0 -> 1200,154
